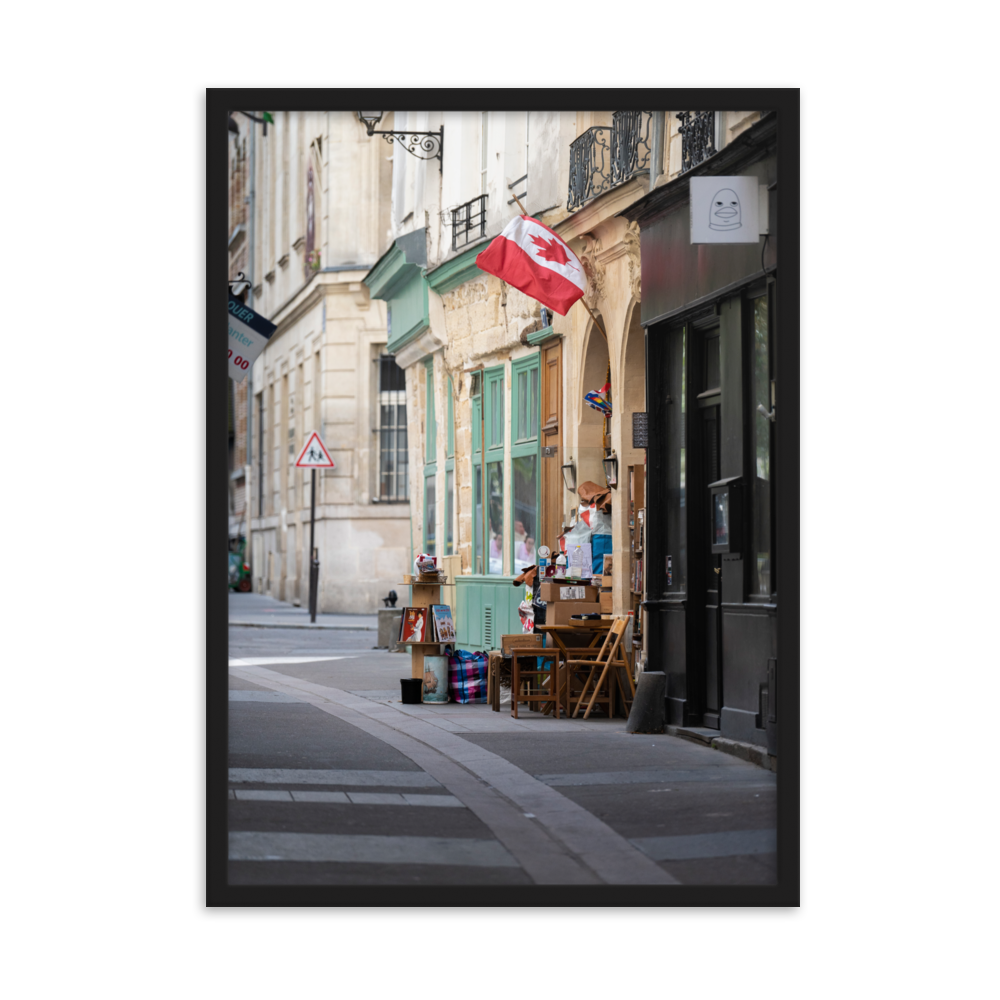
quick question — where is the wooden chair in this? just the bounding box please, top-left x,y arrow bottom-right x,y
510,648 -> 566,719
565,617 -> 636,720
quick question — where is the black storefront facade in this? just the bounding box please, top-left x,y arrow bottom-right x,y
625,112 -> 780,753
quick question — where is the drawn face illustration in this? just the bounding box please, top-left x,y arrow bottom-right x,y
709,188 -> 742,231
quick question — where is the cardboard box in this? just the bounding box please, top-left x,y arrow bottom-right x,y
539,582 -> 600,603
601,574 -> 614,588
549,602 -> 602,626
500,633 -> 543,655
600,591 -> 613,613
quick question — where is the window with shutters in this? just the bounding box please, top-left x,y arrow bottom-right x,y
423,359 -> 437,556
472,364 -> 505,575
511,355 -> 540,574
445,377 -> 455,557
377,355 -> 408,502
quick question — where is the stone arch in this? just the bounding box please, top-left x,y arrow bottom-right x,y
576,311 -> 610,493
612,297 -> 647,611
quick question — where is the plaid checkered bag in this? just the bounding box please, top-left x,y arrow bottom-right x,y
448,650 -> 489,704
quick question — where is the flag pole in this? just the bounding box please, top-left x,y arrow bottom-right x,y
508,187 -> 608,344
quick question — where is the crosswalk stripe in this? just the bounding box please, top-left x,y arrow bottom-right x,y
230,789 -> 465,808
536,770 -> 776,786
228,767 -> 441,788
229,831 -> 518,867
630,828 -> 777,861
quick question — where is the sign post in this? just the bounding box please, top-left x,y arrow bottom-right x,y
294,431 -> 336,622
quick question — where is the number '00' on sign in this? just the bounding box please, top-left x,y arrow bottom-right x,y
227,349 -> 249,370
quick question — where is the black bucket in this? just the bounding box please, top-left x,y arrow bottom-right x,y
400,678 -> 423,704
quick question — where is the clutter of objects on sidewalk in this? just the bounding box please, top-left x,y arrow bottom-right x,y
393,474 -> 645,723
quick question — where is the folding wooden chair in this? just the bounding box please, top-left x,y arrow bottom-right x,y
565,617 -> 636,719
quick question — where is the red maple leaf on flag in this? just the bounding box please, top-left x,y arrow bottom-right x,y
529,233 -> 577,269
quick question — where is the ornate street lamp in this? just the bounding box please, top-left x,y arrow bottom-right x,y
356,111 -> 444,166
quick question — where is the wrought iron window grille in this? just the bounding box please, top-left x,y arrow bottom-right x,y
677,111 -> 717,174
567,111 -> 651,211
451,194 -> 488,251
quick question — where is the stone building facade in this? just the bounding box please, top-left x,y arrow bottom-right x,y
229,110 -> 411,612
361,108 -> 766,675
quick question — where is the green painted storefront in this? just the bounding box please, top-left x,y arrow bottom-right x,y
366,234 -> 527,650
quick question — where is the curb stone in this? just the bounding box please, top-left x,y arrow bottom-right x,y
711,737 -> 778,773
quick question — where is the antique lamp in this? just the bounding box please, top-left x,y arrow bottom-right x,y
602,451 -> 619,488
561,461 -> 577,492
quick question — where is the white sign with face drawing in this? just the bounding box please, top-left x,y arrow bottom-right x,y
689,175 -> 763,244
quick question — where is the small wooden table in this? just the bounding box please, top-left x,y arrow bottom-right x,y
535,621 -> 625,718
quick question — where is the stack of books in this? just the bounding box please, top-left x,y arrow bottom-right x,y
398,605 -> 456,643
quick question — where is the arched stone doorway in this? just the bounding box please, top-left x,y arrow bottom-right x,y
576,312 -> 610,494
613,300 -> 646,614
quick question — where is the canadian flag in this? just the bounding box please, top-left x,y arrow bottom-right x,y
475,215 -> 586,316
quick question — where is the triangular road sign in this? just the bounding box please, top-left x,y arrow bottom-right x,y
294,431 -> 336,469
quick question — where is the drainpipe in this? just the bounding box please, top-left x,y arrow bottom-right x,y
650,112 -> 665,189
245,113 -> 256,582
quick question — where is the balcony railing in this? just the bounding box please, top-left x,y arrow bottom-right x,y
677,111 -> 716,174
451,193 -> 488,251
567,111 -> 651,211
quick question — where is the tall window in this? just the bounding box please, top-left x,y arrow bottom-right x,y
511,356 -> 539,574
378,355 -> 407,502
445,377 -> 455,557
480,112 -> 489,195
423,360 -> 437,556
472,365 -> 505,575
257,392 -> 265,516
750,290 -> 775,596
486,367 -> 504,574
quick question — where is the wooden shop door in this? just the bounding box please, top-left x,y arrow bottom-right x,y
540,339 -> 563,556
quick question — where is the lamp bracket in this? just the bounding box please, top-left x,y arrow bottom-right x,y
367,127 -> 444,165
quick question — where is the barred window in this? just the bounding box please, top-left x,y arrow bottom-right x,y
378,355 -> 408,502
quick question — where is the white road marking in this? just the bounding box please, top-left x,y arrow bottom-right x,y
228,767 -> 441,788
232,789 -> 465,808
229,831 -> 518,867
228,656 -> 355,666
233,790 -> 293,802
289,791 -> 349,804
631,828 -> 777,861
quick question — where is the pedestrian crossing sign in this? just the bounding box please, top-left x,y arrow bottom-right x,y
294,431 -> 336,469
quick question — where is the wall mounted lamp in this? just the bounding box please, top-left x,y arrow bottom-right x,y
357,112 -> 444,166
561,461 -> 577,493
229,111 -> 274,138
602,450 -> 619,488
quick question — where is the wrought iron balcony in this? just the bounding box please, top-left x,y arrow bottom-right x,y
677,111 -> 717,173
567,111 -> 651,211
451,193 -> 488,251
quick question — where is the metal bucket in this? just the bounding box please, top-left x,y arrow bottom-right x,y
422,655 -> 450,703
